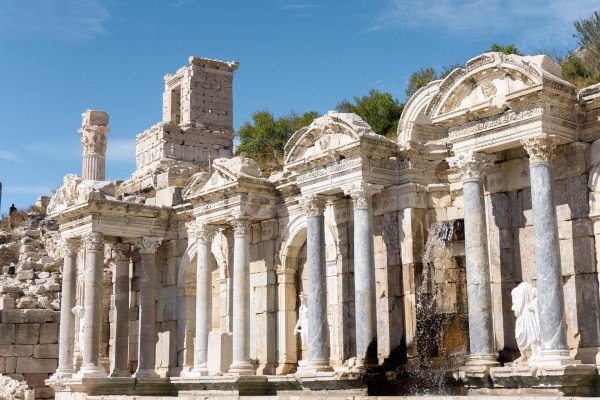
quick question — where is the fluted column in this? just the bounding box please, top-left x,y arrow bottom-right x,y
134,237 -> 163,378
447,152 -> 498,366
522,136 -> 573,365
110,243 -> 131,377
79,110 -> 110,181
302,194 -> 331,372
343,182 -> 382,367
78,232 -> 107,377
189,223 -> 214,377
228,217 -> 255,375
54,238 -> 80,377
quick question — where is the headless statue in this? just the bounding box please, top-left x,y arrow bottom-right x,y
294,294 -> 308,349
72,305 -> 85,357
511,282 -> 541,364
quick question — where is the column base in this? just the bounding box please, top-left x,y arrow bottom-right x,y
52,367 -> 76,378
228,361 -> 256,376
466,354 -> 499,366
73,364 -> 107,379
182,366 -> 209,378
297,360 -> 333,374
529,349 -> 580,366
109,369 -> 131,378
133,368 -> 160,378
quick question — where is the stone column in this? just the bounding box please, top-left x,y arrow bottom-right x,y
134,237 -> 163,378
302,194 -> 331,372
54,238 -> 80,378
79,110 -> 110,181
343,182 -> 382,367
522,136 -> 573,365
78,232 -> 107,377
447,152 -> 498,366
110,243 -> 131,377
189,224 -> 214,377
228,217 -> 256,375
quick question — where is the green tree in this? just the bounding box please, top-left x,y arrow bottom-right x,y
487,43 -> 522,55
236,110 -> 318,170
574,10 -> 600,78
336,89 -> 404,138
405,67 -> 438,99
562,55 -> 590,81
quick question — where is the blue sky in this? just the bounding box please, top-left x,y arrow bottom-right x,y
0,0 -> 598,213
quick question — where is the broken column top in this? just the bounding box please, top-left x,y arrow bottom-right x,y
81,110 -> 109,128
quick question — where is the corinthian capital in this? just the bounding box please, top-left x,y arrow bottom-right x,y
302,194 -> 326,217
60,238 -> 81,257
342,182 -> 383,209
135,237 -> 163,254
447,151 -> 496,183
191,222 -> 215,243
521,135 -> 559,165
229,217 -> 251,236
82,232 -> 104,251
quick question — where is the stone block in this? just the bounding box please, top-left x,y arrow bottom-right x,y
207,330 -> 232,374
0,297 -> 15,310
34,386 -> 55,399
0,323 -> 16,344
15,324 -> 40,344
23,373 -> 49,388
564,274 -> 600,348
560,236 -> 595,276
15,357 -> 57,373
0,345 -> 33,357
154,187 -> 183,207
558,219 -> 593,240
5,356 -> 16,373
0,357 -> 5,374
23,309 -> 58,323
33,344 -> 58,358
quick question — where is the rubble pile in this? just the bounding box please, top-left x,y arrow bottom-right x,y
0,374 -> 35,400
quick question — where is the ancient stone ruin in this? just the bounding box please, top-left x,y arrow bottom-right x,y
2,53 -> 600,398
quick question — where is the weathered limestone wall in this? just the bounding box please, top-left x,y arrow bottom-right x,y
0,308 -> 60,399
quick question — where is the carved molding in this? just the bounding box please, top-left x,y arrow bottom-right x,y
447,152 -> 496,183
521,135 -> 559,165
302,194 -> 326,217
135,237 -> 163,254
110,243 -> 131,261
82,232 -> 104,251
61,238 -> 81,257
342,182 -> 383,209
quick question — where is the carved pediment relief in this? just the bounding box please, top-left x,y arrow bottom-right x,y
284,112 -> 377,166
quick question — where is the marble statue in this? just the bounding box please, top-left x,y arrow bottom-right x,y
511,282 -> 541,363
294,294 -> 308,348
72,305 -> 85,356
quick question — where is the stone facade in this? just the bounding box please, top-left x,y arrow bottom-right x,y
1,53 -> 596,397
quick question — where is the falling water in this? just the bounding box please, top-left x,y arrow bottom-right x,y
408,220 -> 456,395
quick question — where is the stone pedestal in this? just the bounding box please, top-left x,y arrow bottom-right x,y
343,183 -> 382,367
522,136 -> 573,365
188,224 -> 214,377
302,195 -> 331,372
448,152 -> 498,366
79,110 -> 110,181
228,218 -> 255,375
134,237 -> 163,378
54,239 -> 80,378
207,330 -> 233,375
77,232 -> 107,378
110,243 -> 130,377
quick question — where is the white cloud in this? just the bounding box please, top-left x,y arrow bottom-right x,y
0,149 -> 19,162
4,185 -> 54,195
370,0 -> 599,52
106,139 -> 136,164
0,0 -> 111,41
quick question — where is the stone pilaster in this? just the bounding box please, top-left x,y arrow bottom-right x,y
79,110 -> 110,181
54,238 -> 80,378
77,232 -> 107,377
228,217 -> 256,375
522,136 -> 573,365
447,152 -> 498,366
109,243 -> 131,377
189,223 -> 215,377
134,237 -> 163,378
343,182 -> 382,367
302,194 -> 331,372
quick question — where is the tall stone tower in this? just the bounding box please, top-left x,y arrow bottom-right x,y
79,110 -> 110,181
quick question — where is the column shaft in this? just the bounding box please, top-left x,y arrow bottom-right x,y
228,219 -> 255,375
111,244 -> 130,376
78,232 -> 106,377
55,240 -> 79,377
190,226 -> 212,376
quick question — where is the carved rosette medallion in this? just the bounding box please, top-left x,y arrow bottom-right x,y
342,182 -> 383,210
135,237 -> 163,254
60,238 -> 81,257
229,218 -> 251,236
192,222 -> 216,244
521,136 -> 558,166
447,151 -> 496,183
302,194 -> 326,217
83,232 -> 104,251
110,243 -> 131,261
